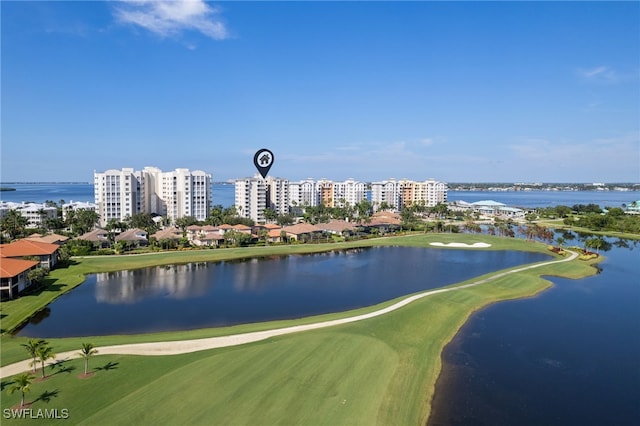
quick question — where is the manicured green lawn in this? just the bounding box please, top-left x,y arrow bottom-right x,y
0,234 -> 599,425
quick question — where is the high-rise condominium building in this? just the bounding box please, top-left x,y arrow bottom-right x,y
265,176 -> 290,216
234,175 -> 267,224
94,167 -> 212,226
312,178 -> 366,208
236,177 -> 368,223
288,179 -> 319,209
235,175 -> 290,223
371,178 -> 447,211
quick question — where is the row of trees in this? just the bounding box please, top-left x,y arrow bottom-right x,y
535,204 -> 640,234
0,206 -> 99,241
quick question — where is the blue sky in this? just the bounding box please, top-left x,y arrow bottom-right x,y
2,1 -> 639,183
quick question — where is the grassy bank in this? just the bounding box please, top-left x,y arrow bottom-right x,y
534,219 -> 640,240
0,234 -> 599,425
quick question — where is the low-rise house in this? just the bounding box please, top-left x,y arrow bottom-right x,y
626,201 -> 640,214
317,220 -> 358,236
0,258 -> 40,299
267,229 -> 284,243
360,212 -> 402,234
230,224 -> 252,234
0,240 -> 60,269
78,228 -> 110,248
25,233 -> 69,245
448,200 -> 525,219
185,225 -> 223,246
282,223 -> 324,242
115,228 -> 149,247
152,226 -> 183,241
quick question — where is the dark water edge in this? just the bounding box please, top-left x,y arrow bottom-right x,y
427,244 -> 640,426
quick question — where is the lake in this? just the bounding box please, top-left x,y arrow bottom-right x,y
428,239 -> 640,426
15,247 -> 549,337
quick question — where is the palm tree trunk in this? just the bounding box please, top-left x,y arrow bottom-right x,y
85,358 -> 89,375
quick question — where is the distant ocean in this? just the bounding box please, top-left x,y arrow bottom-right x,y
0,183 -> 637,209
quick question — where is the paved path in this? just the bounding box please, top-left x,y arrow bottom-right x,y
0,250 -> 578,379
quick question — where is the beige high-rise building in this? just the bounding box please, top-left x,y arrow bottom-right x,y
371,178 -> 447,211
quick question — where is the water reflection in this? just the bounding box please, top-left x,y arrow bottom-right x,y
16,247 -> 550,337
96,263 -> 212,303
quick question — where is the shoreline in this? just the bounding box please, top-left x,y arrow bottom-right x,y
0,236 -> 602,424
0,249 -> 577,379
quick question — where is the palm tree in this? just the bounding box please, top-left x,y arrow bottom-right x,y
0,209 -> 29,240
35,344 -> 55,378
21,339 -> 45,373
9,373 -> 34,407
78,343 -> 98,375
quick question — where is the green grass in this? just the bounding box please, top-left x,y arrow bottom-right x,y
0,234 -> 600,425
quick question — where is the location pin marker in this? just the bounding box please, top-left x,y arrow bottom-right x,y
253,148 -> 274,178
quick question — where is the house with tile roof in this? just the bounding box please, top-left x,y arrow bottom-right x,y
0,240 -> 60,269
78,228 -> 111,248
0,258 -> 40,299
115,228 -> 149,247
317,220 -> 358,236
25,233 -> 70,245
282,223 -> 324,241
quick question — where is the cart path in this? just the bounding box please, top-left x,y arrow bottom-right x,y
1,250 -> 578,379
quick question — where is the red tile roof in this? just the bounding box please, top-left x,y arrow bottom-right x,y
282,223 -> 323,235
0,258 -> 39,278
0,240 -> 59,258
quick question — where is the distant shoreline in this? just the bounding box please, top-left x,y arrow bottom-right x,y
0,182 -> 90,185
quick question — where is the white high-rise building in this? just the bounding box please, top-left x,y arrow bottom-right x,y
288,179 -> 319,209
371,179 -> 401,211
333,178 -> 366,207
161,168 -> 212,222
94,168 -> 141,226
234,175 -> 266,224
94,167 -> 212,226
234,175 -> 290,223
265,176 -> 290,216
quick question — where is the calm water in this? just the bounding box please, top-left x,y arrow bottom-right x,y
428,240 -> 640,426
1,183 -> 637,209
447,190 -> 638,208
15,247 -> 549,337
0,183 -> 237,208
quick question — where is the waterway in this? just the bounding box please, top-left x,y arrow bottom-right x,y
15,247 -> 549,337
428,239 -> 640,425
0,183 -> 637,209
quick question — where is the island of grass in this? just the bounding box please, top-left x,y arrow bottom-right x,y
0,234 -> 600,425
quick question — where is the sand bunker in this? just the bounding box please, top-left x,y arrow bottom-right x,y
429,242 -> 492,248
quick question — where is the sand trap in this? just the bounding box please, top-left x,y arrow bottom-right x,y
429,242 -> 492,248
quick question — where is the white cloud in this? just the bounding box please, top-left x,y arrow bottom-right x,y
580,66 -> 612,79
113,0 -> 229,40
